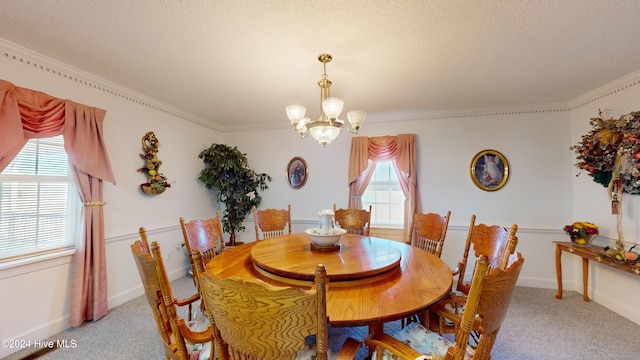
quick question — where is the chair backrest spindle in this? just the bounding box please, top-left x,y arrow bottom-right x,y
180,211 -> 226,287
408,211 -> 451,258
455,215 -> 518,294
333,204 -> 372,236
252,204 -> 292,241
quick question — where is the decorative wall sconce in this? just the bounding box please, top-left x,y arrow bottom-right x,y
138,131 -> 171,195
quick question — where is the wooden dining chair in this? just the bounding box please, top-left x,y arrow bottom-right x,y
366,253 -> 525,360
333,204 -> 372,236
252,204 -> 291,241
192,252 -> 362,360
453,215 -> 519,296
139,226 -> 150,248
426,215 -> 518,336
180,211 -> 226,286
401,210 -> 452,327
131,239 -> 214,360
408,210 -> 451,258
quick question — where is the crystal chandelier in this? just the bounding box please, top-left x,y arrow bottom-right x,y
286,54 -> 366,146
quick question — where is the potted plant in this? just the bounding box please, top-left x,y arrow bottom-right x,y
198,144 -> 271,246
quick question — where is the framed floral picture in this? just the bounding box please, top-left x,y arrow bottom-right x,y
286,156 -> 308,189
470,150 -> 509,191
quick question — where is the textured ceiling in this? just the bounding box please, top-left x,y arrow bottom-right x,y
1,1 -> 640,131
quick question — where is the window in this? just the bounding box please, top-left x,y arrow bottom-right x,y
362,161 -> 404,227
0,135 -> 82,262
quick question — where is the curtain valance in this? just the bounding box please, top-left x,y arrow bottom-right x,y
348,134 -> 420,242
0,79 -> 115,183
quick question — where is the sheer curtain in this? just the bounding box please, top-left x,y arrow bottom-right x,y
0,80 -> 116,326
348,134 -> 420,242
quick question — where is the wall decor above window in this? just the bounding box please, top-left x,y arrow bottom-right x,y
470,149 -> 509,191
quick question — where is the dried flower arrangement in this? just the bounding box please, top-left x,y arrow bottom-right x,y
138,131 -> 170,195
571,110 -> 640,263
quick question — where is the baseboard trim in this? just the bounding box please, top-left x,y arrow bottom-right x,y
0,315 -> 68,359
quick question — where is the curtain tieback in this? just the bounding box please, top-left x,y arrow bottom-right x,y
84,200 -> 107,207
350,195 -> 361,199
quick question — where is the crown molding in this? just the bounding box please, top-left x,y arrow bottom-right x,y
4,36 -> 640,133
0,38 -> 222,131
567,69 -> 640,110
227,102 -> 574,133
213,79 -> 640,130
364,102 -> 571,124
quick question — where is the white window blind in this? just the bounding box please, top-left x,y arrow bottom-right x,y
362,161 -> 405,226
0,135 -> 82,261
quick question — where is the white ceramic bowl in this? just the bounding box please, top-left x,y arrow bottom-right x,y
305,228 -> 346,247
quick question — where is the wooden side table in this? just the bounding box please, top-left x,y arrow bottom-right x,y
554,241 -> 640,302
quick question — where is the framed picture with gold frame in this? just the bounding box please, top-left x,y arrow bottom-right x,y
470,150 -> 509,191
286,156 -> 308,189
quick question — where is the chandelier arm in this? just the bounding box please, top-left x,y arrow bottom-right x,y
343,121 -> 356,134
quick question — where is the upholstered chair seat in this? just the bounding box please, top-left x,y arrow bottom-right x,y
373,322 -> 474,360
367,254 -> 525,360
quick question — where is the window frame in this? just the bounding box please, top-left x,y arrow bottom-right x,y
361,160 -> 405,228
0,135 -> 82,263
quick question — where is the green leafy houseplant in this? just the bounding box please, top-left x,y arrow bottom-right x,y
198,144 -> 271,246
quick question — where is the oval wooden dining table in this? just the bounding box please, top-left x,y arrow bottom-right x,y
205,233 -> 452,335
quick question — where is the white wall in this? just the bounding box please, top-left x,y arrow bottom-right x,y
227,79 -> 640,326
0,40 -> 223,358
227,106 -> 574,286
568,71 -> 640,325
2,37 -> 640,358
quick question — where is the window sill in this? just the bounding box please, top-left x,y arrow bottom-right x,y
371,225 -> 403,230
0,249 -> 74,279
370,227 -> 405,242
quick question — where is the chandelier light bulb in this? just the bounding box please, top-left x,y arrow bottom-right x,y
309,125 -> 340,146
322,97 -> 344,119
347,110 -> 366,132
286,105 -> 306,123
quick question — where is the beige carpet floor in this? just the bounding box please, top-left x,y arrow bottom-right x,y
4,276 -> 640,360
